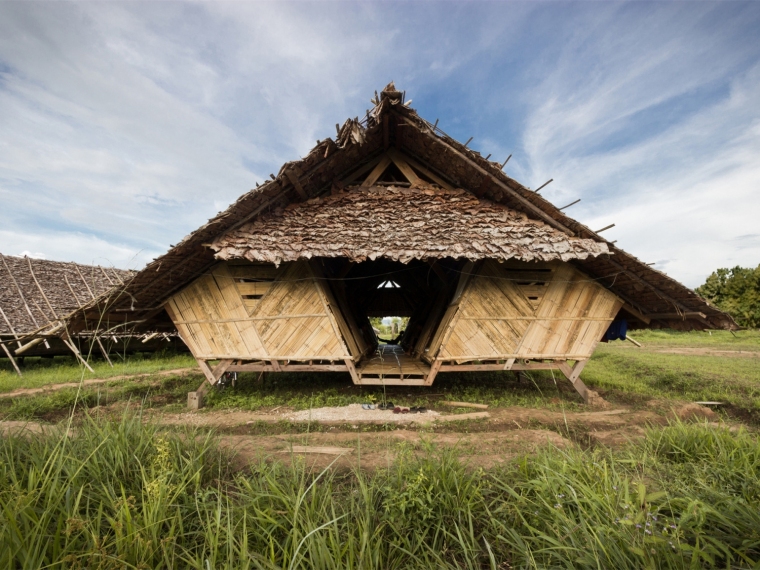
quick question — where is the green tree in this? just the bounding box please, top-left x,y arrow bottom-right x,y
695,264 -> 760,328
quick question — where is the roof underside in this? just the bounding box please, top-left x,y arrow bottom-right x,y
211,186 -> 610,265
58,82 -> 735,333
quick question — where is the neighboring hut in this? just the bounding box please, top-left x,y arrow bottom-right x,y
0,254 -> 178,375
60,83 -> 735,404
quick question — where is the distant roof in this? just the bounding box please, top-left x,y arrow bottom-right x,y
60,82 -> 736,331
212,186 -> 609,265
0,254 -> 133,336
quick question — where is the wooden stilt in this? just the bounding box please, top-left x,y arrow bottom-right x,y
96,337 -> 113,367
1,342 -> 22,376
424,359 -> 443,386
558,359 -> 590,403
190,358 -> 234,409
345,359 -> 360,384
62,334 -> 95,373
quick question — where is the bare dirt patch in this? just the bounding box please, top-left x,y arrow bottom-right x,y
218,429 -> 571,471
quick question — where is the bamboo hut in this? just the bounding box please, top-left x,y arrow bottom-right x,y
59,83 -> 735,404
0,254 -> 180,375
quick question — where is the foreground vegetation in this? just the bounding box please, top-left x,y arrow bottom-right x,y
1,414 -> 758,569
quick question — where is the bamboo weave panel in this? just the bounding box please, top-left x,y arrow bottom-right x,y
166,261 -> 347,360
437,260 -> 622,361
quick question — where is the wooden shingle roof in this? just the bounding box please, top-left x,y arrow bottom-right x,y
212,186 -> 610,265
0,254 -> 132,336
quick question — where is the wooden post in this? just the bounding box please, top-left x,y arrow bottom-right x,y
558,359 -> 590,403
424,359 -> 443,386
95,336 -> 114,367
190,358 -> 234,409
345,358 -> 360,384
1,342 -> 22,376
61,333 -> 95,373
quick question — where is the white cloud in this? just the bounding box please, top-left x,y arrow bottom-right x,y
0,1 -> 758,290
0,229 -> 155,270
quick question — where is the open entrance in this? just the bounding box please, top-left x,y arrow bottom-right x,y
319,257 -> 468,385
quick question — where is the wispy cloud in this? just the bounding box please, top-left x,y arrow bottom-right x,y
0,1 -> 758,288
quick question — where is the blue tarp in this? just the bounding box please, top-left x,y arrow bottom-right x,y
603,319 -> 627,341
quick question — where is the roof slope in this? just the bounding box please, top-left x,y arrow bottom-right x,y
61,82 -> 735,332
212,186 -> 609,265
0,254 -> 132,336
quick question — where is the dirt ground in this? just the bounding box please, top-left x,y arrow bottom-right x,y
137,398 -> 721,471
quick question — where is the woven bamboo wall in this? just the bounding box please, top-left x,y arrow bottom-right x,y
165,261 -> 349,361
432,260 -> 623,362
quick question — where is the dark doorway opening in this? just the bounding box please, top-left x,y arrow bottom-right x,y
318,257 -> 468,372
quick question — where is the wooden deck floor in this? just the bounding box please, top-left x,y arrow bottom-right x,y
358,345 -> 430,380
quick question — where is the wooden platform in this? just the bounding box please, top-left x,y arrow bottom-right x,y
357,345 -> 430,385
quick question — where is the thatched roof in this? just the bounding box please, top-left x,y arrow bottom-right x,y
60,82 -> 735,332
212,186 -> 609,265
0,253 -> 132,337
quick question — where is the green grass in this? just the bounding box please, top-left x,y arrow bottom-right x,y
586,335 -> 760,411
0,351 -> 196,393
0,373 -> 201,421
205,369 -> 585,413
625,328 -> 760,350
1,414 -> 759,568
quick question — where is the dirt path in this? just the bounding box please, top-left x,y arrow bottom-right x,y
218,429 -> 572,471
0,368 -> 198,399
613,346 -> 760,358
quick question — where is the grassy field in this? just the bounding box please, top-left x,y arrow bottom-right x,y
0,351 -> 196,393
1,330 -> 760,567
1,414 -> 758,568
1,330 -> 759,422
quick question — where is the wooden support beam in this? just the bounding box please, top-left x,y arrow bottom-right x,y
0,306 -> 23,349
386,148 -> 421,184
424,359 -> 442,386
361,154 -> 392,187
95,336 -> 113,367
557,359 -> 590,403
621,302 -> 651,324
285,170 -> 309,201
196,358 -> 234,385
439,361 -> 565,372
396,152 -> 455,190
393,112 -> 575,236
345,359 -> 360,384
61,334 -> 95,373
644,312 -> 707,320
227,363 -> 349,373
1,342 -> 22,377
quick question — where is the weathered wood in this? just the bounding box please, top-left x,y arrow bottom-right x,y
621,302 -> 651,324
387,148 -> 421,184
361,155 -> 392,187
227,363 -> 349,372
1,342 -> 22,376
285,169 -> 309,201
441,401 -> 488,409
61,333 -> 95,373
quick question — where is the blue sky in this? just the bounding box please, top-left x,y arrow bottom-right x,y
1,1 -> 759,287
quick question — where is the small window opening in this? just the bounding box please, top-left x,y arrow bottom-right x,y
377,280 -> 400,289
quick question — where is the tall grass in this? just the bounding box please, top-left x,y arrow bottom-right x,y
1,415 -> 759,568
